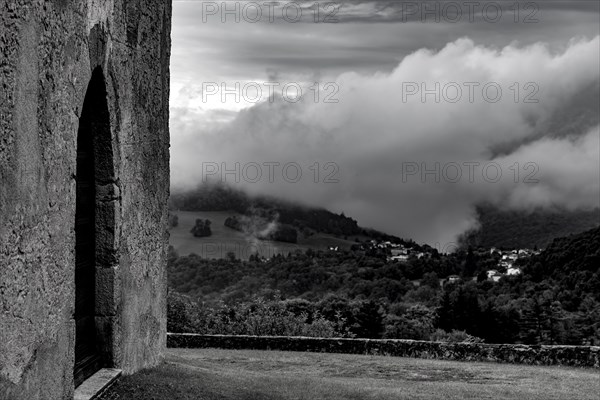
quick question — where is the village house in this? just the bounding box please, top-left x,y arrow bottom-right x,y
487,270 -> 503,282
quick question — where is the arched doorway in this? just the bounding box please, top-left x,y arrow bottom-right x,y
74,66 -> 113,387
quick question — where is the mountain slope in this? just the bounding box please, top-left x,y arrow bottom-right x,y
523,225 -> 600,280
459,205 -> 600,249
170,183 -> 411,243
171,183 -> 600,251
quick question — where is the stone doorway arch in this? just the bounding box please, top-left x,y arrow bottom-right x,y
74,66 -> 118,387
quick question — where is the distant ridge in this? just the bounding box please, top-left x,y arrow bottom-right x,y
171,183 -> 600,250
523,225 -> 600,279
459,205 -> 600,249
170,183 -> 414,245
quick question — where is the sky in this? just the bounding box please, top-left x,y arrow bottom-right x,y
169,0 -> 600,246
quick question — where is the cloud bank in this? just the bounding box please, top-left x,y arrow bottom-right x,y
171,36 -> 600,245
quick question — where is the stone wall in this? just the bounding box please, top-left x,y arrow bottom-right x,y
0,1 -> 171,399
168,334 -> 600,368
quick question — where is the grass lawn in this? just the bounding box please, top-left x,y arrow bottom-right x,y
99,348 -> 599,400
170,211 -> 361,260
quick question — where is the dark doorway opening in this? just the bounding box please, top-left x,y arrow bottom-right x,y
74,67 -> 111,387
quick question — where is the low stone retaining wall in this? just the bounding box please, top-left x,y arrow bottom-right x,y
167,334 -> 600,368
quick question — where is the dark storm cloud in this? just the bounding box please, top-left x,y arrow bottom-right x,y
333,1 -> 599,23
171,0 -> 600,84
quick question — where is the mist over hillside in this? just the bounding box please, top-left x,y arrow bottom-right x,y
170,183 -> 598,250
172,35 -> 600,246
170,183 -> 411,244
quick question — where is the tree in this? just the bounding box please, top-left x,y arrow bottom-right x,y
226,251 -> 237,262
462,247 -> 477,277
168,213 -> 179,228
383,304 -> 436,340
421,272 -> 440,290
191,219 -> 212,237
477,269 -> 488,282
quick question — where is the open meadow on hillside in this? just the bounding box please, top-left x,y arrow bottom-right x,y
170,211 -> 360,259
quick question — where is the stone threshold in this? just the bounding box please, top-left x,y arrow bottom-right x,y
74,368 -> 122,400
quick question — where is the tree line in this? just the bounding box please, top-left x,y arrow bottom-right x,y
167,227 -> 600,345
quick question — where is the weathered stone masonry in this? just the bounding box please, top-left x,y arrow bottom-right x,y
1,1 -> 172,399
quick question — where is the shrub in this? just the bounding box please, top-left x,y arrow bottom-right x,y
383,304 -> 436,340
429,329 -> 484,343
167,292 -> 354,338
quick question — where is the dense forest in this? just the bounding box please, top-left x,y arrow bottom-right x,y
459,204 -> 599,249
168,227 -> 600,345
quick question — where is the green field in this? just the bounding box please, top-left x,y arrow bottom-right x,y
100,348 -> 600,400
170,211 -> 360,259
